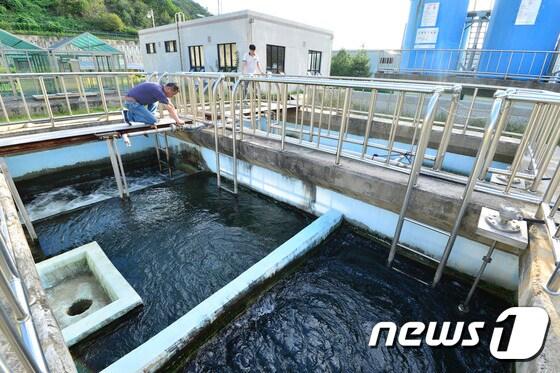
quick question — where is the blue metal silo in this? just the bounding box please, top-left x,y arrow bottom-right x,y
478,0 -> 560,79
400,0 -> 470,74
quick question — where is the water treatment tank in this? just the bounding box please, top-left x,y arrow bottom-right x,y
478,0 -> 560,79
400,0 -> 470,73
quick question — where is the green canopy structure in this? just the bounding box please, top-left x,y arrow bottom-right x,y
0,29 -> 51,73
49,33 -> 126,72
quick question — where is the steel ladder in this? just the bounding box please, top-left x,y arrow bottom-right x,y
211,76 -> 238,194
386,90 -> 507,287
154,131 -> 172,177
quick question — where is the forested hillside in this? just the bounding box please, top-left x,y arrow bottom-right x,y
0,0 -> 211,37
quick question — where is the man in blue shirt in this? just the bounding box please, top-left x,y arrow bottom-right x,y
123,82 -> 184,125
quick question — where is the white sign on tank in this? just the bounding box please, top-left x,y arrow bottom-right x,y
515,0 -> 542,26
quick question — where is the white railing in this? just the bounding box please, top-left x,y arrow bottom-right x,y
364,48 -> 560,82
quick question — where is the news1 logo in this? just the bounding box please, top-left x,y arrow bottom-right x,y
369,307 -> 549,360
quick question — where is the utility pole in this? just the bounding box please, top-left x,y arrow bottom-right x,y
147,9 -> 155,28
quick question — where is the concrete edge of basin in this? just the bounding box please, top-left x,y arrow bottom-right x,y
37,241 -> 143,347
517,223 -> 560,373
102,209 -> 343,373
0,171 -> 76,372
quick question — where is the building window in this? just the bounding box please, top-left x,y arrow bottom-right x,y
266,44 -> 285,74
217,43 -> 238,72
165,40 -> 177,53
308,50 -> 322,75
146,43 -> 156,54
189,45 -> 205,71
379,57 -> 394,64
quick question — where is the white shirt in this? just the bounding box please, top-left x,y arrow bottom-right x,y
242,52 -> 260,74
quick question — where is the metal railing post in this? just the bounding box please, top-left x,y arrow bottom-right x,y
387,90 -> 442,267
432,95 -> 506,286
433,89 -> 460,170
335,88 -> 351,165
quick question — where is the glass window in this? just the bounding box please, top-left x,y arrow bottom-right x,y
188,45 -> 205,71
266,44 -> 285,74
165,40 -> 177,53
217,43 -> 238,72
379,56 -> 394,64
145,43 -> 156,54
307,50 -> 322,75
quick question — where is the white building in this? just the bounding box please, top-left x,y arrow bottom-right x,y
335,49 -> 402,76
138,10 -> 333,76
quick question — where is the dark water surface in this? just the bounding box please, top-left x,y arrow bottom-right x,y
181,225 -> 512,373
31,171 -> 312,371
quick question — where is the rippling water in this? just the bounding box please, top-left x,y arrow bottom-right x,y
181,226 -> 512,373
32,172 -> 312,371
23,168 -> 168,221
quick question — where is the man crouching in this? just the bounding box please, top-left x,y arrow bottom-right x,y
123,82 -> 184,126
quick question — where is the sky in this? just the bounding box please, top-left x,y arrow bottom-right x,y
194,0 -> 495,50
195,0 -> 411,50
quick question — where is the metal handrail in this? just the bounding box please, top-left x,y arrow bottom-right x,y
357,47 -> 560,81
167,72 -> 560,203
0,202 -> 48,372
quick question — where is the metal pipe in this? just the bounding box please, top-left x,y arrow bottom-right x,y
458,241 -> 497,312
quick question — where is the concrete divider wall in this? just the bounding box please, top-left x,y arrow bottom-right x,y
103,209 -> 343,372
6,135 -> 157,179
177,137 -> 519,290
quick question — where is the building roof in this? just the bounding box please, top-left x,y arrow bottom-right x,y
49,32 -> 121,54
139,9 -> 334,37
0,29 -> 43,51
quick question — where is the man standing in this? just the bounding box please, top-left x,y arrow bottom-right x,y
123,82 -> 184,125
241,44 -> 264,75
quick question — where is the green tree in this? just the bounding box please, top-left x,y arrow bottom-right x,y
330,49 -> 371,77
350,49 -> 371,77
95,13 -> 125,31
330,49 -> 352,76
53,0 -> 88,16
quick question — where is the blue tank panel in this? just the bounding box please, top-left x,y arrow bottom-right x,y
478,0 -> 560,78
400,0 -> 470,73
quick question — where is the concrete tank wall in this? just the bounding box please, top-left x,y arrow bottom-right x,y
175,137 -> 518,290
6,136 -> 155,179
